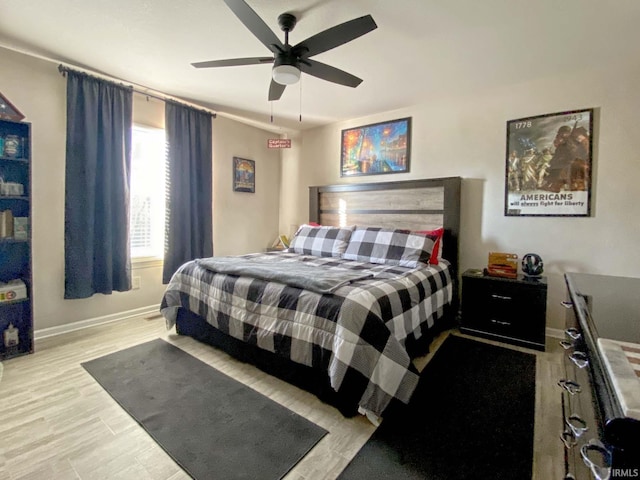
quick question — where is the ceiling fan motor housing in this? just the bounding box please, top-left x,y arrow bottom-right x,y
277,13 -> 297,33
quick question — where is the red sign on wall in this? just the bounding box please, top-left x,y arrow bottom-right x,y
267,139 -> 292,149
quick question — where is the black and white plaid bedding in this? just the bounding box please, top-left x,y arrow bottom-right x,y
160,252 -> 453,417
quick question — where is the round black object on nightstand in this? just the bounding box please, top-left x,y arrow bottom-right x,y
522,253 -> 544,278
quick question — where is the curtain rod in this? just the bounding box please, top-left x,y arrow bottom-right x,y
57,64 -> 217,118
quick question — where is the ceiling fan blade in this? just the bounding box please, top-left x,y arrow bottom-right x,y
300,59 -> 363,88
293,15 -> 377,58
191,57 -> 274,68
268,80 -> 286,101
223,0 -> 284,53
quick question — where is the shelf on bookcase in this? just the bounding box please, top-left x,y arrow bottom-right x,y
0,195 -> 29,201
0,156 -> 29,163
0,297 -> 29,307
0,237 -> 29,244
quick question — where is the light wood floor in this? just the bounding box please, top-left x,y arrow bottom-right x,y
0,316 -> 564,480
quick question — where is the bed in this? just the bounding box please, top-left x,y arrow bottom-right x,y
160,177 -> 461,419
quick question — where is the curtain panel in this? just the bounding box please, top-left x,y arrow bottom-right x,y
162,101 -> 213,284
64,70 -> 133,299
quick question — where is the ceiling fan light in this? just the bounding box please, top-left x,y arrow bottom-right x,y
272,65 -> 300,85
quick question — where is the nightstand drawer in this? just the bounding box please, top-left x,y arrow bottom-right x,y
461,270 -> 547,350
472,282 -> 544,323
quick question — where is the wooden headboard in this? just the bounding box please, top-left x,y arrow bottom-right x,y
309,177 -> 462,276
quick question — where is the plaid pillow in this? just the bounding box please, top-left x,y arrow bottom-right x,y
343,227 -> 438,267
288,224 -> 355,257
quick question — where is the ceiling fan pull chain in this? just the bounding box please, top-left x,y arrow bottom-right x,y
299,76 -> 302,122
270,101 -> 273,123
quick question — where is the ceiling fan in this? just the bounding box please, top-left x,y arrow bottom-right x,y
192,0 -> 377,101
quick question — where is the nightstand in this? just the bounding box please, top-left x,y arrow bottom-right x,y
460,269 -> 547,351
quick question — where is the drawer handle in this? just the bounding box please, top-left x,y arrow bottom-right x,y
561,300 -> 573,309
565,327 -> 581,340
491,294 -> 512,301
490,319 -> 512,326
565,414 -> 588,437
569,351 -> 589,369
580,439 -> 611,480
559,340 -> 574,350
558,379 -> 581,395
560,429 -> 577,449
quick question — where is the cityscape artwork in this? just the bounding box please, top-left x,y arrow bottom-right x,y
340,117 -> 411,177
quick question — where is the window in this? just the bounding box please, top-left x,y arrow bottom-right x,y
130,125 -> 166,260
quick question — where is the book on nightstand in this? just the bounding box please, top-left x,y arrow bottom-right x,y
486,252 -> 518,279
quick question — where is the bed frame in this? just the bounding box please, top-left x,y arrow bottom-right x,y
176,177 -> 462,416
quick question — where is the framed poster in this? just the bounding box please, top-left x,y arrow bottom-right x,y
340,117 -> 411,177
505,108 -> 594,217
233,157 -> 255,193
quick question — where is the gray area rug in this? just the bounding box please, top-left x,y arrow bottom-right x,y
339,335 -> 536,479
82,339 -> 327,480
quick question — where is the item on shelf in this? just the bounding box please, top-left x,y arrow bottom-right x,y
0,180 -> 24,196
521,253 -> 544,278
13,217 -> 28,240
486,252 -> 518,278
0,279 -> 27,303
0,92 -> 25,122
0,210 -> 14,238
2,135 -> 20,157
3,323 -> 19,349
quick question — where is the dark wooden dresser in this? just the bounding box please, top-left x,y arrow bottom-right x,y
561,273 -> 640,479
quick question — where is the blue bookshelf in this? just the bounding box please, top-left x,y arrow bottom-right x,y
0,118 -> 33,360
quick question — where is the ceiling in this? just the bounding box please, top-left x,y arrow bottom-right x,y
1,0 -> 640,133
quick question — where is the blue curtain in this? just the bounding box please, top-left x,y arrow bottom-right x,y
64,70 -> 133,298
162,101 -> 213,284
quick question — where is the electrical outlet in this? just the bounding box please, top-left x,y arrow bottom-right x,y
132,276 -> 141,290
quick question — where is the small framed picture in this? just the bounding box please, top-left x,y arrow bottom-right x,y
233,157 -> 255,193
505,108 -> 594,217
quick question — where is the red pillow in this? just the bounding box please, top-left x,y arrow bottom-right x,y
308,222 -> 321,227
415,227 -> 444,265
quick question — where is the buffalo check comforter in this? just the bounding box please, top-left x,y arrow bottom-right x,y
160,251 -> 453,417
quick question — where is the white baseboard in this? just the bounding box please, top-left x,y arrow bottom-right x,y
34,304 -> 161,340
546,327 -> 564,339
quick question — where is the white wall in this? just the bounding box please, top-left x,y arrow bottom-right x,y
212,116 -> 281,256
0,46 -> 281,332
280,58 -> 640,330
